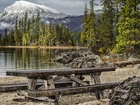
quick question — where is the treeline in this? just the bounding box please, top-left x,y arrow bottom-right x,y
81,0 -> 140,54
0,12 -> 80,46
0,0 -> 140,55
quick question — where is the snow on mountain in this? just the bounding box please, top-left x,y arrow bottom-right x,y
0,1 -> 83,34
0,1 -> 67,19
0,1 -> 67,30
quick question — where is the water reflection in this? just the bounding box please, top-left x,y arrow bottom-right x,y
0,48 -> 72,77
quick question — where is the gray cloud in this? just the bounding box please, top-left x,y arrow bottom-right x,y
0,0 -> 101,15
0,22 -> 13,30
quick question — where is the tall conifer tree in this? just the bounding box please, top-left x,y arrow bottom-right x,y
86,0 -> 96,51
116,0 -> 140,54
100,0 -> 115,53
81,3 -> 88,46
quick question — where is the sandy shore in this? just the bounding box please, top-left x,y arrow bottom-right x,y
0,67 -> 140,105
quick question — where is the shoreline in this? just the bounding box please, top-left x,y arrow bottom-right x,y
0,46 -> 87,49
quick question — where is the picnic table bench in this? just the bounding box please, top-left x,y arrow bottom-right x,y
6,67 -> 117,104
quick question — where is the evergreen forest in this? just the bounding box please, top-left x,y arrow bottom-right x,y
0,0 -> 140,55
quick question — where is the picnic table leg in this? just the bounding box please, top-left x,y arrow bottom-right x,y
28,78 -> 37,90
44,76 -> 55,89
90,73 -> 104,100
24,78 -> 37,100
44,76 -> 61,105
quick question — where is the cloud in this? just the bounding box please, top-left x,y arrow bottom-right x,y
30,0 -> 91,15
0,22 -> 13,30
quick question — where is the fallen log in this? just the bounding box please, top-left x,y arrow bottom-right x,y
113,59 -> 140,67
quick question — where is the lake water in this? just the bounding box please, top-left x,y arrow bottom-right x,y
0,48 -> 71,77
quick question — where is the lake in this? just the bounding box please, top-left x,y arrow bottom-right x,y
0,48 -> 73,77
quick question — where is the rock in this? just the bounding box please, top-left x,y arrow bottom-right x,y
134,64 -> 140,69
109,76 -> 140,105
127,57 -> 138,61
55,51 -> 103,68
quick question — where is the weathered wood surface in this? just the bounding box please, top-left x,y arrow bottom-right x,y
28,82 -> 120,97
0,81 -> 90,92
28,78 -> 37,90
0,82 -> 42,92
66,75 -> 88,86
6,67 -> 115,78
114,59 -> 140,67
90,73 -> 103,99
44,77 -> 55,89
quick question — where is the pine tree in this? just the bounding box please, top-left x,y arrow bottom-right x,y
31,15 -> 35,44
116,0 -> 140,54
45,22 -> 54,46
54,24 -> 61,46
24,12 -> 28,33
86,0 -> 96,51
7,30 -> 15,45
100,0 -> 115,53
63,26 -> 70,45
0,34 -> 2,45
4,28 -> 8,45
81,2 -> 88,46
38,22 -> 45,45
14,17 -> 22,45
35,12 -> 40,45
27,19 -> 31,45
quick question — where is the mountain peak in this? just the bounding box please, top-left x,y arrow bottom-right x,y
12,0 -> 61,14
0,0 -> 67,21
0,1 -> 68,30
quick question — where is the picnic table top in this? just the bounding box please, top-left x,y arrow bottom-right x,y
6,67 -> 116,78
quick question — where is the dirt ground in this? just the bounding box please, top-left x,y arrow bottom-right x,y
0,67 -> 140,105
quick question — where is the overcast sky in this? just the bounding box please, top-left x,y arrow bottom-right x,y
0,0 -> 101,15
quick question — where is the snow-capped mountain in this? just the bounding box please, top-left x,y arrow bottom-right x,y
0,1 -> 67,30
0,1 -> 67,20
0,1 -> 83,34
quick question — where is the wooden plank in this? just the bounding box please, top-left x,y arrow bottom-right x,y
95,73 -> 104,99
6,67 -> 116,78
0,83 -> 29,92
90,73 -> 101,100
0,81 -> 89,92
72,75 -> 80,87
93,73 -> 101,84
44,77 -> 55,89
72,75 -> 84,87
28,78 -> 37,90
28,82 -> 120,98
66,75 -> 88,86
90,73 -> 103,99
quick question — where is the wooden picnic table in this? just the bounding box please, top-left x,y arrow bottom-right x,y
6,67 -> 116,103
